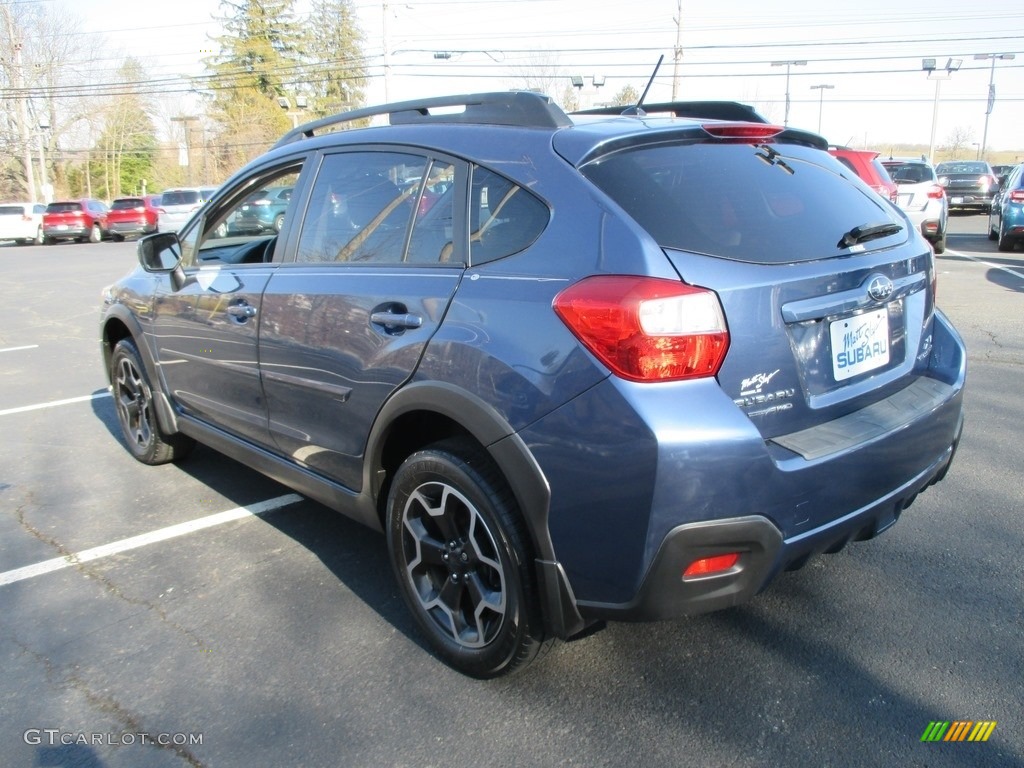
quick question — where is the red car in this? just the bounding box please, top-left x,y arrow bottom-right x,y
42,199 -> 110,244
106,195 -> 161,240
827,146 -> 899,204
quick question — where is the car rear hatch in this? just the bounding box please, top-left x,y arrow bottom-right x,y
574,124 -> 937,441
44,203 -> 87,227
109,199 -> 146,223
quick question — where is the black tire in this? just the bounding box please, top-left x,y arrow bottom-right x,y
386,439 -> 549,678
931,230 -> 946,255
988,218 -> 998,241
43,235 -> 55,245
997,221 -> 1015,252
33,225 -> 43,245
273,213 -> 285,232
110,338 -> 195,464
89,223 -> 102,243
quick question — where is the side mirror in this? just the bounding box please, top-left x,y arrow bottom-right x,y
138,232 -> 186,290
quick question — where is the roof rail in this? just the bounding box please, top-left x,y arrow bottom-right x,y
573,101 -> 769,123
273,91 -> 573,148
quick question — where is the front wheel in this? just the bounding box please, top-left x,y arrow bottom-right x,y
386,440 -> 549,678
110,338 -> 195,464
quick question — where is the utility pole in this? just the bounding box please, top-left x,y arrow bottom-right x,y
2,6 -> 37,201
975,53 -> 1015,161
771,60 -> 807,127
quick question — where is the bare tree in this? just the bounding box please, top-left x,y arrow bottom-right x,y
0,2 -> 94,200
944,126 -> 976,159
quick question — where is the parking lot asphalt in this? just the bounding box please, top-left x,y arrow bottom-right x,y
1,217 -> 1021,768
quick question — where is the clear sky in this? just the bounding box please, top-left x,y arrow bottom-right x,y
80,0 -> 1024,154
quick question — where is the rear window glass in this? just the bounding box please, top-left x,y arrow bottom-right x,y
581,142 -> 904,263
935,162 -> 989,174
45,202 -> 83,213
112,199 -> 144,210
161,190 -> 201,206
0,205 -> 25,215
885,163 -> 933,183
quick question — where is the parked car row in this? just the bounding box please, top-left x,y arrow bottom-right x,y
0,186 -> 219,246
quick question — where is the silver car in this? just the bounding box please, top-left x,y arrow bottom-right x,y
157,186 -> 216,233
882,158 -> 948,254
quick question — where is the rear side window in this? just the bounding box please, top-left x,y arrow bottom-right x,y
0,205 -> 25,215
469,167 -> 549,264
582,142 -> 904,263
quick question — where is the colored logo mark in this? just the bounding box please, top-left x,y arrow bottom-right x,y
921,721 -> 997,742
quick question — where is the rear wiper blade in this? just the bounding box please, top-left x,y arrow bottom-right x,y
837,222 -> 902,249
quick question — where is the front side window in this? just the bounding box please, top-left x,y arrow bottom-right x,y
179,166 -> 303,268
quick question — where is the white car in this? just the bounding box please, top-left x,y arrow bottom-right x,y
157,187 -> 217,233
881,158 -> 948,254
0,202 -> 46,245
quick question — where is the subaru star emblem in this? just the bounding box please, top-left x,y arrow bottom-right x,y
866,274 -> 894,302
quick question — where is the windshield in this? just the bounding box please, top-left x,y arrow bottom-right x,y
582,142 -> 904,263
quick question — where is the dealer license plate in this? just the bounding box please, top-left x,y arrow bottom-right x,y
830,308 -> 890,381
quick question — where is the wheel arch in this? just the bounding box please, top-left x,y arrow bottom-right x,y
101,309 -> 180,435
366,380 -> 588,639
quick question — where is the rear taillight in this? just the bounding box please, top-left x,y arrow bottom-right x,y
553,275 -> 729,382
927,185 -> 945,200
134,206 -> 145,213
1009,190 -> 1024,203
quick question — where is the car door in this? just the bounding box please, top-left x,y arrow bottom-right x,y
259,149 -> 465,491
147,161 -> 307,446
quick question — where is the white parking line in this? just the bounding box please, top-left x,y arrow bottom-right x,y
947,249 -> 1024,280
0,391 -> 112,417
0,494 -> 304,587
0,344 -> 40,353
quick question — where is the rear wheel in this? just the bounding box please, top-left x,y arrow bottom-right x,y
33,225 -> 43,245
386,440 -> 549,678
931,230 -> 946,254
88,223 -> 102,243
110,338 -> 195,464
273,213 -> 285,232
997,221 -> 1016,252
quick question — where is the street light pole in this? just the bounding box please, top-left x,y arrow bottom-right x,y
975,53 -> 1015,161
923,58 -> 961,166
809,84 -> 834,134
170,115 -> 198,185
771,60 -> 807,126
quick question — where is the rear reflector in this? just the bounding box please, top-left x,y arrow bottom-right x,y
683,553 -> 740,578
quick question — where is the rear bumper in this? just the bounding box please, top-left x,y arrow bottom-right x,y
43,226 -> 90,239
109,221 -> 156,236
577,417 -> 961,622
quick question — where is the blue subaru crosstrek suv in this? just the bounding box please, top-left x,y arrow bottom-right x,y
100,92 -> 966,678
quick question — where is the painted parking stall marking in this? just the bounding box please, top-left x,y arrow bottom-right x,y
0,344 -> 40,353
0,391 -> 112,417
0,494 -> 303,587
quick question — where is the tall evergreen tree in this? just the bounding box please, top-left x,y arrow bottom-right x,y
304,0 -> 367,117
204,0 -> 303,168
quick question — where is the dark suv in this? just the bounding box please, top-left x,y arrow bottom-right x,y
100,92 -> 966,678
935,160 -> 999,213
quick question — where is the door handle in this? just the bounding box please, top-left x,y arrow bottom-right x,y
226,303 -> 257,319
370,311 -> 422,330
